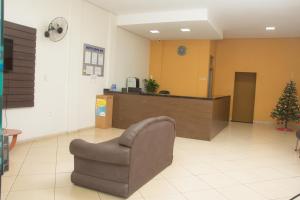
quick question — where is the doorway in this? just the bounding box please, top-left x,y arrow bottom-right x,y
232,72 -> 257,123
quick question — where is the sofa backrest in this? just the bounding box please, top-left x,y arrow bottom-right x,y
118,116 -> 176,148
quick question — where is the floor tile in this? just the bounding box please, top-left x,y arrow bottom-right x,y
167,176 -> 212,192
56,153 -> 73,162
12,174 -> 55,191
31,137 -> 57,148
217,185 -> 268,200
198,172 -> 240,188
99,191 -> 143,200
151,172 -> 165,181
7,189 -> 54,200
9,151 -> 28,163
1,176 -> 16,193
25,152 -> 57,164
143,193 -> 186,200
56,160 -> 74,173
19,161 -> 56,175
1,192 -> 8,200
3,161 -> 23,177
27,147 -> 57,157
161,164 -> 193,179
55,173 -> 73,188
247,180 -> 289,199
55,186 -> 99,200
273,163 -> 300,177
182,162 -> 220,175
247,177 -> 300,199
57,145 -> 72,155
224,167 -> 287,184
139,179 -> 181,198
183,189 -> 227,200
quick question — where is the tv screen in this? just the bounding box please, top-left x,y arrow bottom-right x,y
4,38 -> 14,73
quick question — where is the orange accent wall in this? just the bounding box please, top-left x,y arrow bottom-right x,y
213,38 -> 300,121
149,38 -> 300,121
210,40 -> 217,59
149,40 -> 211,97
149,41 -> 163,84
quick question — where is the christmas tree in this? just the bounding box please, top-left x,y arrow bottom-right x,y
271,81 -> 300,130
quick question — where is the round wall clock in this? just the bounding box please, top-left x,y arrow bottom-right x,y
177,45 -> 187,56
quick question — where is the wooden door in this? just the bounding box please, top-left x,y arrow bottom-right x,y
232,72 -> 257,123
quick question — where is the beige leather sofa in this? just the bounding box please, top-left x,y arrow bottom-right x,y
69,116 -> 176,198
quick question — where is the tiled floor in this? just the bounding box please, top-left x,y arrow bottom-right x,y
2,122 -> 300,200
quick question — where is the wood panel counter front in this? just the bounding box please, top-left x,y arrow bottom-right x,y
104,91 -> 230,141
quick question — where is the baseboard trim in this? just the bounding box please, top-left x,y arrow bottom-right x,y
17,126 -> 96,144
253,120 -> 274,124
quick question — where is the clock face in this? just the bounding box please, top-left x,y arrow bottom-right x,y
177,45 -> 187,56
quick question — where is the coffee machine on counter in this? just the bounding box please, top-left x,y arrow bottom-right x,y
125,77 -> 142,93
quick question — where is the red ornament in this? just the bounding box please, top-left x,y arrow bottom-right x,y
277,127 -> 293,132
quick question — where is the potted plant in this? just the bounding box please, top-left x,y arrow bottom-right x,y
144,78 -> 160,94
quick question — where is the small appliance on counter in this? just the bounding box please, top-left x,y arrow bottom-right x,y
126,77 -> 141,93
110,84 -> 117,92
126,77 -> 140,88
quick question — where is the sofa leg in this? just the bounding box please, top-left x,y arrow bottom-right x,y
295,139 -> 299,151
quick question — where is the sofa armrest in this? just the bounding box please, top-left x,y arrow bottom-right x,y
69,138 -> 130,165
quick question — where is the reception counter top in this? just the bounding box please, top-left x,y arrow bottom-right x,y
104,91 -> 231,141
104,90 -> 226,100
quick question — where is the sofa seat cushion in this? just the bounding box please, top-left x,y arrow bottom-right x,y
70,138 -> 130,165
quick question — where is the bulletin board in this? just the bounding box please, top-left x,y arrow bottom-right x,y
83,44 -> 105,77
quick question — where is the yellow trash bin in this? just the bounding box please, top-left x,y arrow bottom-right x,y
95,95 -> 113,129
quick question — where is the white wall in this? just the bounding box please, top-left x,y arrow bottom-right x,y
4,0 -> 150,141
109,27 -> 150,91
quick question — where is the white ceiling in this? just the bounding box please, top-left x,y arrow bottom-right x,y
88,0 -> 300,39
117,9 -> 223,40
121,21 -> 222,40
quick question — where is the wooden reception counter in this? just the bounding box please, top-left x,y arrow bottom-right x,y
104,91 -> 230,141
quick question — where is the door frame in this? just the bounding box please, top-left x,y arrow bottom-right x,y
207,55 -> 214,98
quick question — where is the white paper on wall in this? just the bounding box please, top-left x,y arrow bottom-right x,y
95,67 -> 102,76
98,53 -> 104,65
91,52 -> 98,65
84,51 -> 92,64
85,65 -> 94,75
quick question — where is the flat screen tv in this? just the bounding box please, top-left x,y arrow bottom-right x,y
4,38 -> 14,73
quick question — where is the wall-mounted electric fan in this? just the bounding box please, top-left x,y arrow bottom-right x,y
44,17 -> 68,42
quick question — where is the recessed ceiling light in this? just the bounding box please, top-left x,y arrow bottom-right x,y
181,28 -> 191,32
266,26 -> 276,31
150,30 -> 160,34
